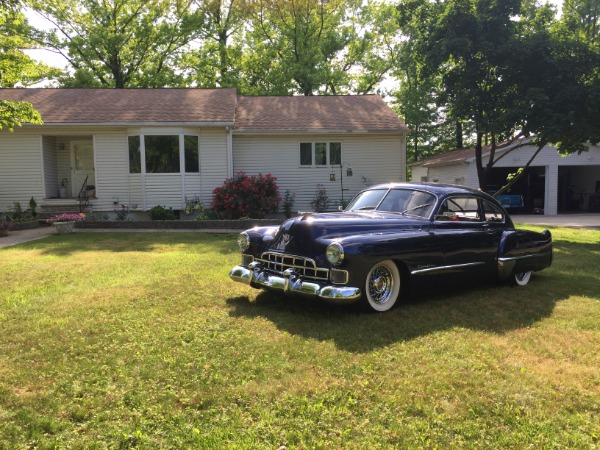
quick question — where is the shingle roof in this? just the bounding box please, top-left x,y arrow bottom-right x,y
234,95 -> 407,132
0,88 -> 238,124
411,147 -> 477,167
411,138 -> 532,167
0,88 -> 406,132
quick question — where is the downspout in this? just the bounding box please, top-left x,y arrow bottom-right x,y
141,134 -> 147,211
226,126 -> 233,178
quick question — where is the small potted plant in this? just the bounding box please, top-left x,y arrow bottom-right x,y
46,213 -> 85,234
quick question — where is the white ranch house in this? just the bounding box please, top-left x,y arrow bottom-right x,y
411,140 -> 600,216
0,89 -> 407,217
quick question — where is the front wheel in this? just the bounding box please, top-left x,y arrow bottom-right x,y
362,260 -> 401,312
512,271 -> 532,286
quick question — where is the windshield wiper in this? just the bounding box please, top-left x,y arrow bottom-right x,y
356,206 -> 376,211
400,203 -> 434,216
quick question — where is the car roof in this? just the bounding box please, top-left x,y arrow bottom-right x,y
368,182 -> 485,197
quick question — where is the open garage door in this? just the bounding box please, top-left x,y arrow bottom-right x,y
486,166 -> 546,214
558,166 -> 600,213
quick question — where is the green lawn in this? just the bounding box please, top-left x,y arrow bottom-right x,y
0,227 -> 599,449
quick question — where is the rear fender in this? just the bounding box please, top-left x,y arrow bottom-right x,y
498,229 -> 552,280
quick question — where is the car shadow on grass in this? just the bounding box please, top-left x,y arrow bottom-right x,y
226,271 -> 591,353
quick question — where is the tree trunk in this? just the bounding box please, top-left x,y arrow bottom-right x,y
475,130 -> 486,190
456,121 -> 463,149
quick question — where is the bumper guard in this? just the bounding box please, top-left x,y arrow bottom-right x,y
229,262 -> 361,302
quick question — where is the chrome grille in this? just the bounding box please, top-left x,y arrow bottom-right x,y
258,252 -> 329,281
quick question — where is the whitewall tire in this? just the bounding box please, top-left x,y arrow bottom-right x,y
363,260 -> 401,312
512,271 -> 532,287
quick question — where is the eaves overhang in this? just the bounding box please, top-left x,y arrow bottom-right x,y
17,121 -> 235,127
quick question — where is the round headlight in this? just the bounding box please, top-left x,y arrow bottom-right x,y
237,232 -> 250,251
326,242 -> 344,266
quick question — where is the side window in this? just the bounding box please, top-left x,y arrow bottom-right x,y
300,143 -> 312,165
330,142 -> 341,165
483,200 -> 505,223
436,196 -> 482,222
299,142 -> 342,166
128,135 -> 141,174
315,142 -> 327,165
184,135 -> 199,173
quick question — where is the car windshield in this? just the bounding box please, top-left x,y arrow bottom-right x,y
346,188 -> 436,218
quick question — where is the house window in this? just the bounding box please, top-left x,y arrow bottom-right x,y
300,143 -> 312,165
300,142 -> 342,166
145,135 -> 180,173
128,136 -> 141,174
330,142 -> 341,165
184,135 -> 199,173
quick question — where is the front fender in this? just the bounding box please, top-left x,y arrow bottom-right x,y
318,229 -> 443,285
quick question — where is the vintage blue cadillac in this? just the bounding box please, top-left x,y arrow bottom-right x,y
229,183 -> 553,312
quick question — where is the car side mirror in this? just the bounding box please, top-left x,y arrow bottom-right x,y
338,206 -> 344,211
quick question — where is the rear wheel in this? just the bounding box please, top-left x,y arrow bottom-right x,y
362,260 -> 401,312
512,271 -> 532,286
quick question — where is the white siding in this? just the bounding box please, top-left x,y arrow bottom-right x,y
492,143 -> 600,168
199,128 -> 228,206
145,174 -> 183,209
42,136 -> 58,198
233,133 -> 405,211
416,163 -> 469,186
184,174 -> 202,201
127,175 -> 143,208
93,132 -> 130,211
0,134 -> 43,210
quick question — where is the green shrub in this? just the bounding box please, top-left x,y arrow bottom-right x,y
149,205 -> 177,220
283,190 -> 296,218
311,184 -> 330,212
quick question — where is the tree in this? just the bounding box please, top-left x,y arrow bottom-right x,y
394,0 -> 477,165
30,0 -> 201,88
562,0 -> 600,46
398,0 -> 600,193
180,0 -> 248,88
0,0 -> 53,130
243,0 -> 381,95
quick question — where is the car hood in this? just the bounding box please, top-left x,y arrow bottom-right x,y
266,211 -> 428,256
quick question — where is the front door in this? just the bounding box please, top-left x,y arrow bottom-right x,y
71,140 -> 95,196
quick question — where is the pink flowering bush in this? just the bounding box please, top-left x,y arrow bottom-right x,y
46,213 -> 86,224
212,172 -> 281,219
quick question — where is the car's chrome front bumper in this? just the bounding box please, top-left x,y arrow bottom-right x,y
229,262 -> 361,302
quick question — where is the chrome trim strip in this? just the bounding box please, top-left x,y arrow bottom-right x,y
498,254 -> 539,262
229,264 -> 361,302
330,269 -> 349,285
411,261 -> 486,275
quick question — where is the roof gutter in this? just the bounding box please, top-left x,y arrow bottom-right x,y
232,128 -> 408,135
18,121 -> 236,127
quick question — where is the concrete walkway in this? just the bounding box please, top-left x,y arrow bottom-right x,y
0,226 -> 55,249
1,214 -> 598,249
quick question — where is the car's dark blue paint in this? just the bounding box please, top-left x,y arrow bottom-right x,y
230,182 -> 553,312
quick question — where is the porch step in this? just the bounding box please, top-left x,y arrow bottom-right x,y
39,200 -> 91,218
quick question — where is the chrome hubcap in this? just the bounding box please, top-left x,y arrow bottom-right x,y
368,267 -> 393,304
